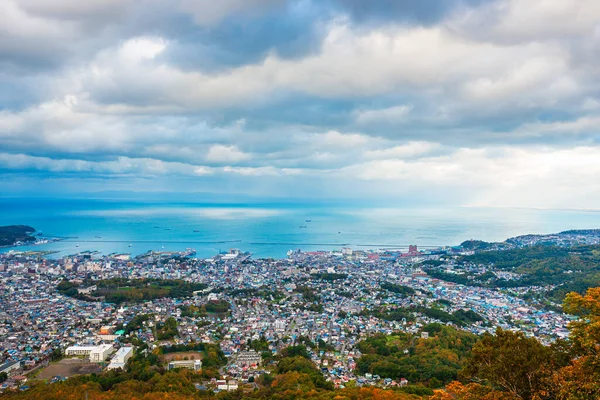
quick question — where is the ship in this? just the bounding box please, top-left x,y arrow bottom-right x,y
299,225 -> 307,228
306,219 -> 312,222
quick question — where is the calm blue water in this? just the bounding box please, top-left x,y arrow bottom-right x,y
2,197 -> 600,258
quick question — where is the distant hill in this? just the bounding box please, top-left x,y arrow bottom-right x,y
459,240 -> 494,251
0,225 -> 36,246
559,229 -> 600,235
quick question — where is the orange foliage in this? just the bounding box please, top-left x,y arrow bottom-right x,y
430,381 -> 519,400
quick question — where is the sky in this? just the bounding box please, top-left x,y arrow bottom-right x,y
1,0 -> 600,208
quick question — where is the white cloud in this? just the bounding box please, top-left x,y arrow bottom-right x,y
364,142 -> 440,159
222,165 -> 304,176
313,130 -> 370,148
356,105 -> 413,125
452,0 -> 600,42
205,144 -> 250,164
336,146 -> 600,208
463,55 -> 578,103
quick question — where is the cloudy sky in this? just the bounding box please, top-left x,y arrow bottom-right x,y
1,0 -> 600,208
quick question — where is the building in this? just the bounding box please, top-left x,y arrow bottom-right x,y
216,379 -> 228,390
77,285 -> 97,295
167,360 -> 202,371
227,380 -> 239,391
274,319 -> 286,331
111,347 -> 134,364
236,350 -> 262,367
207,293 -> 219,302
65,345 -> 97,357
99,326 -> 114,335
106,347 -> 134,370
0,361 -> 21,375
90,344 -> 115,363
66,344 -> 114,362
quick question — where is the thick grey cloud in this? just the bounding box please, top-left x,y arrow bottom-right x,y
1,0 -> 600,208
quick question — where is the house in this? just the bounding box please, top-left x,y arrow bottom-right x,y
0,361 -> 21,375
228,380 -> 238,391
77,285 -> 97,295
236,350 -> 262,367
217,380 -> 228,390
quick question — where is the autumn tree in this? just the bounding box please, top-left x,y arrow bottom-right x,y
431,381 -> 519,400
543,287 -> 600,398
462,328 -> 556,400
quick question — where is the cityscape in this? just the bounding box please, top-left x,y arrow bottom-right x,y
2,0 -> 600,398
1,228 -> 599,396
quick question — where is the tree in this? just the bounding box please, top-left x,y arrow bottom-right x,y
431,381 -> 519,400
50,348 -> 62,361
563,287 -> 600,356
544,287 -> 600,398
463,328 -> 554,400
280,345 -> 310,359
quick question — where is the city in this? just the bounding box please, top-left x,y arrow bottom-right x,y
1,229 -> 589,394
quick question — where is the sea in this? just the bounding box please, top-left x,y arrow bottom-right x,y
2,197 -> 600,259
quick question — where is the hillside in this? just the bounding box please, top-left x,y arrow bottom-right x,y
0,225 -> 36,246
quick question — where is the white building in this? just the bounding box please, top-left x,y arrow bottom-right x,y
167,360 -> 202,371
112,347 -> 134,364
65,346 -> 97,357
0,361 -> 21,375
106,347 -> 134,370
274,319 -> 287,331
77,285 -> 97,295
90,344 -> 115,363
217,380 -> 228,390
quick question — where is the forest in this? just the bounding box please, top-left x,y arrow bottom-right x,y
360,306 -> 484,327
310,273 -> 349,281
356,324 -> 478,387
0,225 -> 36,246
228,287 -> 286,302
380,283 -> 416,297
57,278 -> 208,304
426,244 -> 600,302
